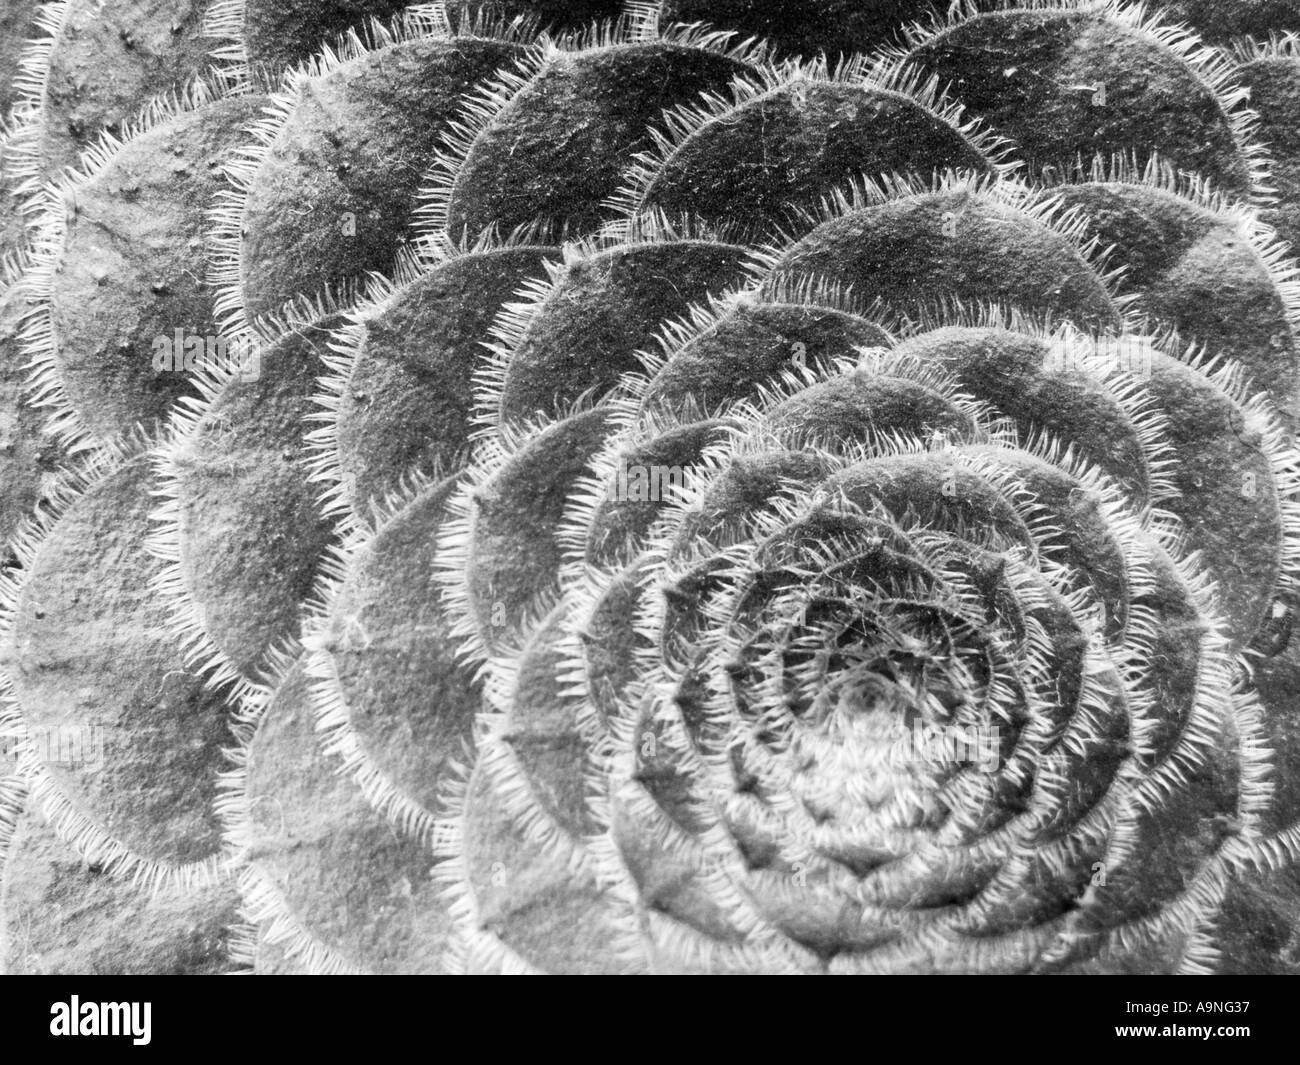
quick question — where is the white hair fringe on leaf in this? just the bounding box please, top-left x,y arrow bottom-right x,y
889,0 -> 1276,202
603,49 -> 1020,232
467,210 -> 759,442
409,9 -> 771,258
143,284 -> 366,713
14,75 -> 248,453
303,233 -> 558,537
0,431 -> 237,896
201,0 -> 456,85
205,5 -> 541,346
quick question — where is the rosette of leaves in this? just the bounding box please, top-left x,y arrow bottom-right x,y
419,167 -> 1300,970
2,0 -> 1300,974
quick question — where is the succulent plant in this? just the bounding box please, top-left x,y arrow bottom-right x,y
2,0 -> 1300,974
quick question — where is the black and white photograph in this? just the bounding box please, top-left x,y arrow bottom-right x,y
0,0 -> 1296,1026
